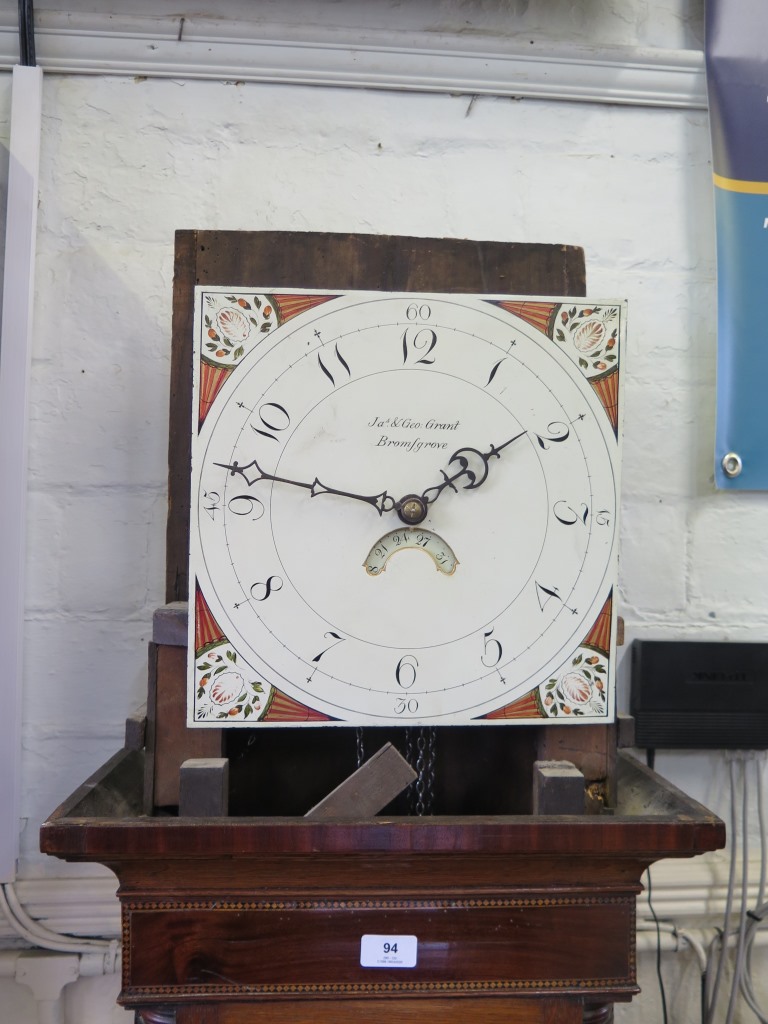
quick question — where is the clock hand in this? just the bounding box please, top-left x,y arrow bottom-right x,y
421,429 -> 528,507
216,429 -> 528,526
214,458 -> 398,516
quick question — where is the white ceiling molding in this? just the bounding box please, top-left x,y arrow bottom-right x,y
0,15 -> 707,108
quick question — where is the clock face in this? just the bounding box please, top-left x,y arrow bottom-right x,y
189,290 -> 623,727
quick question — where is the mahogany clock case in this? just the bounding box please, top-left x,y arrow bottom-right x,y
39,232 -> 725,1024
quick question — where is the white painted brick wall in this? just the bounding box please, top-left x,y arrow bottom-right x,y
1,1 -> 767,1018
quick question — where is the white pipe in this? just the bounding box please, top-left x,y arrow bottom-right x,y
0,63 -> 43,886
0,948 -> 121,1024
0,950 -> 22,977
0,949 -> 120,976
636,926 -> 768,956
35,1003 -> 63,1024
14,953 -> 78,1024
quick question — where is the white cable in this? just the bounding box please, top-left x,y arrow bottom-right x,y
0,884 -> 112,956
678,929 -> 709,974
724,757 -> 750,1024
637,917 -> 710,974
740,753 -> 768,1023
757,756 -> 767,905
740,907 -> 768,1024
705,756 -> 740,1024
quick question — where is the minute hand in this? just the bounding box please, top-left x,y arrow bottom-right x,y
214,458 -> 397,516
421,430 -> 528,507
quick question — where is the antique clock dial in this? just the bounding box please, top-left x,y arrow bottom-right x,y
189,290 -> 623,727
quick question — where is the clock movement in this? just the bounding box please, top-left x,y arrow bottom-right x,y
188,289 -> 623,728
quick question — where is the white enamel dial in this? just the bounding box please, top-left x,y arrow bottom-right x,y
189,291 -> 622,726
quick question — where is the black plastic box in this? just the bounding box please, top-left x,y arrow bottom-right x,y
631,639 -> 768,749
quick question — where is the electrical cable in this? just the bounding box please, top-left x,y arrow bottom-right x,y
701,753 -> 768,1024
740,754 -> 768,1023
757,756 -> 766,904
724,757 -> 750,1024
16,0 -> 26,65
740,904 -> 768,1024
678,929 -> 709,974
645,866 -> 669,1024
638,761 -> 768,1024
17,0 -> 36,67
705,756 -> 740,1024
0,884 -> 114,957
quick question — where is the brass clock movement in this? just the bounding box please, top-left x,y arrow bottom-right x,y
188,289 -> 623,728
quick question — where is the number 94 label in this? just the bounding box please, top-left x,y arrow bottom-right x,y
360,933 -> 418,968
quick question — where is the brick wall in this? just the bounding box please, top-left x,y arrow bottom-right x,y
0,1 -> 765,1018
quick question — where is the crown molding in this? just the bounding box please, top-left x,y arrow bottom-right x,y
0,15 -> 706,109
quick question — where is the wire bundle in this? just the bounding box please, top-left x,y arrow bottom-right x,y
705,752 -> 768,1024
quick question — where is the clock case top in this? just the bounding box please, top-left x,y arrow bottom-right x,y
167,231 -> 618,816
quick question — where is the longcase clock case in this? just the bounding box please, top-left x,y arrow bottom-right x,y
40,231 -> 725,1024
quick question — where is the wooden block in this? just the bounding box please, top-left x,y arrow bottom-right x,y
145,641 -> 224,811
617,712 -> 636,749
532,760 -> 585,815
153,602 -> 188,647
305,743 -> 417,819
124,704 -> 146,751
179,758 -> 229,817
537,723 -> 615,785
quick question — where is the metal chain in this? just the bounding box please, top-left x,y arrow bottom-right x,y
414,729 -> 427,815
355,727 -> 365,769
404,729 -> 414,811
425,726 -> 436,813
405,727 -> 437,815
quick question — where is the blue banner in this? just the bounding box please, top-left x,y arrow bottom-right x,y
706,0 -> 768,489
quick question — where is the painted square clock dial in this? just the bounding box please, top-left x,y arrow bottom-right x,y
188,289 -> 624,728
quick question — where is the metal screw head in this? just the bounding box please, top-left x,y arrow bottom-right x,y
721,452 -> 743,478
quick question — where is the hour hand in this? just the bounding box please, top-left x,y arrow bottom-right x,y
421,429 -> 528,507
215,458 -> 397,515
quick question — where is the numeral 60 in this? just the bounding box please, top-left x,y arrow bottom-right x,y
406,302 -> 431,321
